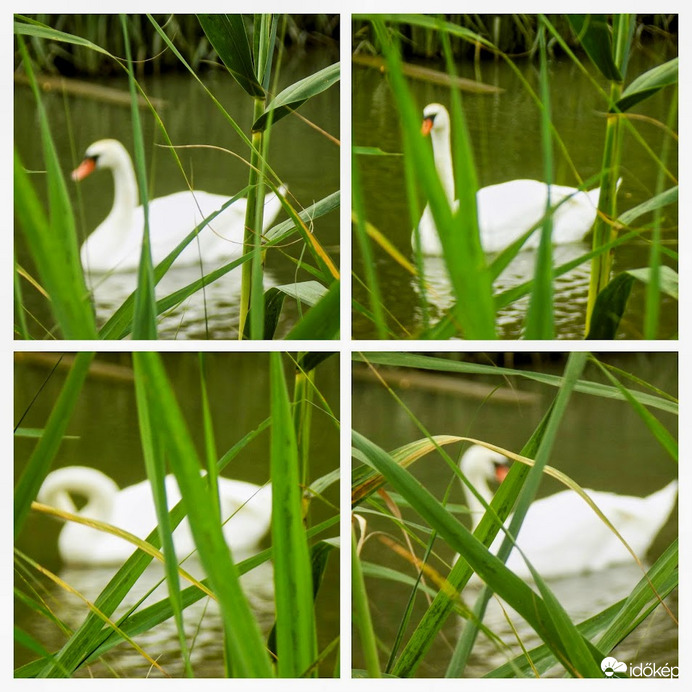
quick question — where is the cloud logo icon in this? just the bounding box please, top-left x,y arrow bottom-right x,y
601,657 -> 627,677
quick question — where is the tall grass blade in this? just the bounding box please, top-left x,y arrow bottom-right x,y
15,37 -> 97,339
133,366 -> 193,676
352,529 -> 381,677
369,16 -> 495,338
524,18 -> 554,339
269,353 -> 318,676
584,15 -> 634,331
352,154 -> 387,337
132,352 -> 273,677
120,16 -> 157,339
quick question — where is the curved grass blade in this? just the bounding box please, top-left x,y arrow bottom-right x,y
613,57 -> 678,113
352,431 -> 605,676
132,352 -> 274,677
284,280 -> 340,340
253,63 -> 340,131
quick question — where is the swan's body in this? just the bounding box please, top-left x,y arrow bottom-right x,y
415,103 -> 605,255
73,139 -> 285,273
37,466 -> 272,565
459,445 -> 677,579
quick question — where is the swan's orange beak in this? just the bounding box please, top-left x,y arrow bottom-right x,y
71,157 -> 96,182
494,463 -> 510,482
421,117 -> 434,136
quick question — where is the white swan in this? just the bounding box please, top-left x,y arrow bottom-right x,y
458,445 -> 677,579
415,103 -> 606,255
72,139 -> 285,273
37,466 -> 272,566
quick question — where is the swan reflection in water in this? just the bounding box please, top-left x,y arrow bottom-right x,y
33,466 -> 274,677
415,244 -> 591,339
85,263 -> 274,339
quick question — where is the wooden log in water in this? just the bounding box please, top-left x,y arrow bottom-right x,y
352,54 -> 503,94
14,73 -> 167,110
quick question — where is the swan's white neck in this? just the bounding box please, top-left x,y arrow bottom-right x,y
463,469 -> 494,530
430,122 -> 455,204
38,466 -> 119,522
103,149 -> 139,233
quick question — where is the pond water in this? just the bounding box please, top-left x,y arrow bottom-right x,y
15,45 -> 340,339
352,36 -> 678,339
14,352 -> 340,677
351,352 -> 678,677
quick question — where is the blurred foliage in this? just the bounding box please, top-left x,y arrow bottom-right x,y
14,14 -> 340,76
352,14 -> 677,61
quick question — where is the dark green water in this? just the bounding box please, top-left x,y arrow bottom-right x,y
352,352 -> 678,676
15,46 -> 339,339
14,352 -> 340,677
352,38 -> 677,339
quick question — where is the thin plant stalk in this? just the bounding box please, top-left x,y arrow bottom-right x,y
585,15 -> 634,332
352,529 -> 381,677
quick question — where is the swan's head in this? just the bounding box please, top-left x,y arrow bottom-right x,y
421,103 -> 450,138
72,139 -> 130,181
459,445 -> 509,486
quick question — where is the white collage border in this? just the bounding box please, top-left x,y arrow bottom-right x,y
7,2 -> 689,689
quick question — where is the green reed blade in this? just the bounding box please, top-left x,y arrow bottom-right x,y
270,353 -> 318,676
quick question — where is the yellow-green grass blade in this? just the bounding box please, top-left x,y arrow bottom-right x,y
269,353 -> 318,676
132,352 -> 273,677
